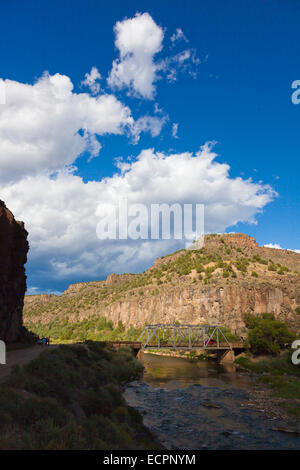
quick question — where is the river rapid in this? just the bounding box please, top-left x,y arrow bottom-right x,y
124,353 -> 300,450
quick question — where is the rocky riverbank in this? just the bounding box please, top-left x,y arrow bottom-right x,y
124,354 -> 300,450
247,386 -> 299,423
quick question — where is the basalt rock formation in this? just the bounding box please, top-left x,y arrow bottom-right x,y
0,201 -> 29,342
24,233 -> 300,334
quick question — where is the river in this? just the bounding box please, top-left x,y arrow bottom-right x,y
124,353 -> 300,450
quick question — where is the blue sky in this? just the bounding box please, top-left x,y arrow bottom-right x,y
1,0 -> 300,293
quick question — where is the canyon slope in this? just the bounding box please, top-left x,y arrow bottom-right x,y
0,201 -> 29,342
24,233 -> 300,334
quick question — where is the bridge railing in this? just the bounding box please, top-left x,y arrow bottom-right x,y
137,324 -> 232,350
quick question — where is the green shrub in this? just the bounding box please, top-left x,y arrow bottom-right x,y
117,320 -> 125,332
0,343 -> 155,450
235,257 -> 249,273
82,387 -> 113,417
244,313 -> 295,355
195,263 -> 204,273
252,255 -> 268,265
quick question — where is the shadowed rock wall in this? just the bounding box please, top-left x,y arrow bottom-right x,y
0,201 -> 29,342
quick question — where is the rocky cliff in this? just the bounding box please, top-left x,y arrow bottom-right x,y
24,233 -> 300,334
0,201 -> 29,342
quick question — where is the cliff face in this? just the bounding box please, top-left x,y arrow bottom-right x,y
104,282 -> 298,333
0,201 -> 29,342
24,233 -> 300,334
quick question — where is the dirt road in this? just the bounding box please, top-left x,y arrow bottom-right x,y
0,344 -> 58,384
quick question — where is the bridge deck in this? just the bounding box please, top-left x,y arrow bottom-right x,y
99,341 -> 141,348
144,342 -> 244,350
99,341 -> 244,350
98,340 -> 245,363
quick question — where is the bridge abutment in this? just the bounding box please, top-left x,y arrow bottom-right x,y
217,349 -> 235,364
137,349 -> 144,361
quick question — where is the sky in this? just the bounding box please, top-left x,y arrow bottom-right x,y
0,0 -> 300,294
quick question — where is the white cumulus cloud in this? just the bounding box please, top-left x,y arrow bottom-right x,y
0,72 -> 134,183
264,243 -> 300,253
1,144 -> 276,291
263,243 -> 283,249
0,71 -> 168,183
81,66 -> 102,94
108,12 -> 200,98
108,12 -> 164,99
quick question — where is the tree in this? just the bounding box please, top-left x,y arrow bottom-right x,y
244,313 -> 295,355
117,320 -> 125,332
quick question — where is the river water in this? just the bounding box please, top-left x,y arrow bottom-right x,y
124,353 -> 300,450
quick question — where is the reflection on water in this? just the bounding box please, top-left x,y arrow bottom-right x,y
124,353 -> 300,450
143,353 -> 254,390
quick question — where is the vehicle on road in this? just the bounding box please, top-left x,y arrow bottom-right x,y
205,339 -> 217,346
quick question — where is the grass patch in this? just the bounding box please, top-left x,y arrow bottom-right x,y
259,375 -> 300,399
235,351 -> 300,418
235,351 -> 300,377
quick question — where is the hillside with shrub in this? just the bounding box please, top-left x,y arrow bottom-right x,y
24,233 -> 300,341
0,342 -> 160,450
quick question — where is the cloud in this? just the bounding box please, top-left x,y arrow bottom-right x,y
157,48 -> 200,82
172,123 -> 179,138
2,144 -> 276,291
154,102 -> 164,114
0,71 -> 167,183
131,115 -> 168,143
264,243 -> 300,253
170,28 -> 188,44
81,66 -> 102,94
108,12 -> 164,99
108,12 -> 200,98
0,13 -> 201,185
0,72 -> 135,183
263,243 -> 283,249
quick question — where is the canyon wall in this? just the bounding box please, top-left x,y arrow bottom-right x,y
104,282 -> 299,333
0,201 -> 29,342
24,233 -> 300,334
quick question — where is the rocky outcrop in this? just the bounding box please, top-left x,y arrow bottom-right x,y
0,201 -> 29,342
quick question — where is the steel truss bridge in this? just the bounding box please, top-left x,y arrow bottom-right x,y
137,324 -> 243,352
